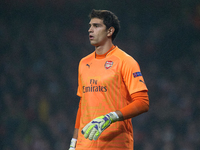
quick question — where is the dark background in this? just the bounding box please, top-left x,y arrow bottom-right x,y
0,0 -> 200,149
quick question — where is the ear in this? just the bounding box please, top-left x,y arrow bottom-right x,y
107,27 -> 115,37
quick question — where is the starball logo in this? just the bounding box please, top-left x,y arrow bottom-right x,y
83,79 -> 107,93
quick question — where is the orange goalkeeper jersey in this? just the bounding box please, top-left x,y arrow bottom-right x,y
76,46 -> 148,150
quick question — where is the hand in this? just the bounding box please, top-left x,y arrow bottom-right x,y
81,112 -> 119,141
69,138 -> 77,150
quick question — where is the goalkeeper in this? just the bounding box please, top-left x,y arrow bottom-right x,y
69,9 -> 149,150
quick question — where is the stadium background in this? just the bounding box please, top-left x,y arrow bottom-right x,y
0,0 -> 200,149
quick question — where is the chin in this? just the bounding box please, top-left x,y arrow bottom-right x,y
90,42 -> 98,46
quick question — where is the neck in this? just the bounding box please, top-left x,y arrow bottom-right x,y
95,40 -> 113,55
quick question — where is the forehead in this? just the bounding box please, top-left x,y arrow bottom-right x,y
89,18 -> 104,24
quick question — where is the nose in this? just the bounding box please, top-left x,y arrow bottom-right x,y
88,26 -> 93,33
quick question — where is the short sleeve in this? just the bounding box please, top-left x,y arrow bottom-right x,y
121,56 -> 148,95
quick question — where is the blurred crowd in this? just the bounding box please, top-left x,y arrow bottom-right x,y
0,1 -> 200,150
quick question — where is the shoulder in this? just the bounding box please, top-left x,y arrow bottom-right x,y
79,51 -> 95,65
113,46 -> 138,65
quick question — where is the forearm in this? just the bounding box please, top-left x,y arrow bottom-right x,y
119,91 -> 149,120
72,128 -> 79,139
71,98 -> 81,139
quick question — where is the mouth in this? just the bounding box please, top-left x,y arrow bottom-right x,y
89,35 -> 94,40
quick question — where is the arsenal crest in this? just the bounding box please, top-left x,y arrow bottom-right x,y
105,61 -> 113,69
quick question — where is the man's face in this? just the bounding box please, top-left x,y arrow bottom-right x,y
88,18 -> 108,46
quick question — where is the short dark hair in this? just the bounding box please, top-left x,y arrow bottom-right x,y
89,9 -> 120,41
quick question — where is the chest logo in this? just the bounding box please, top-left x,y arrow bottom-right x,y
105,61 -> 113,69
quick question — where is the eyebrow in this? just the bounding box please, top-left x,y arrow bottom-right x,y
89,23 -> 102,27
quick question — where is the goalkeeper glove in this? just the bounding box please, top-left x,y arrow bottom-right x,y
69,138 -> 77,150
81,112 -> 119,141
